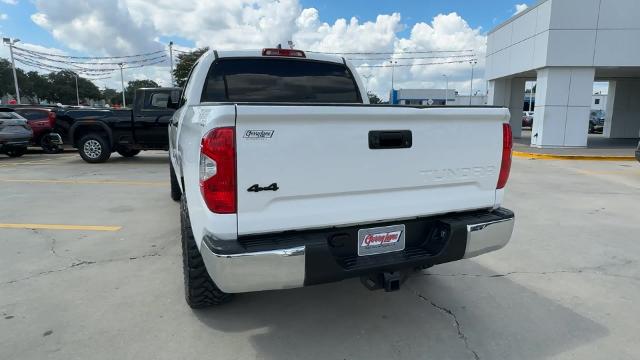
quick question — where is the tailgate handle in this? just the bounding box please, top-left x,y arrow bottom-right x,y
368,130 -> 412,149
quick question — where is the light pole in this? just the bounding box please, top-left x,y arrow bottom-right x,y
169,41 -> 175,87
362,74 -> 373,93
119,63 -> 126,107
469,59 -> 478,105
3,37 -> 21,104
74,73 -> 80,106
390,60 -> 398,91
442,74 -> 449,106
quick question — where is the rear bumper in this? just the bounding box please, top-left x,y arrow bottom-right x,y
201,208 -> 515,293
0,140 -> 30,150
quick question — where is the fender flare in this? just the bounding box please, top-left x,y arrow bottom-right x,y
69,121 -> 114,147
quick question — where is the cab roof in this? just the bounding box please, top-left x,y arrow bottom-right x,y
214,49 -> 346,64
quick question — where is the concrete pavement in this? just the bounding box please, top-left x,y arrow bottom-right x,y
1,151 -> 639,360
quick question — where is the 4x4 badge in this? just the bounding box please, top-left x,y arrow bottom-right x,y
247,183 -> 279,192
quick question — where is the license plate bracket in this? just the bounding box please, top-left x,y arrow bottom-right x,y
357,224 -> 406,256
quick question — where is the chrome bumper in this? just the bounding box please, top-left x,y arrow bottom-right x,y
200,211 -> 514,293
464,217 -> 515,259
201,240 -> 306,293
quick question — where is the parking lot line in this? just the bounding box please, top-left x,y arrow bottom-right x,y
512,151 -> 636,161
0,178 -> 167,186
0,223 -> 122,231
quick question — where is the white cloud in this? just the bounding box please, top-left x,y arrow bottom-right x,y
31,0 -> 163,55
0,13 -> 7,20
514,4 -> 528,16
1,0 -> 18,5
28,0 -> 488,98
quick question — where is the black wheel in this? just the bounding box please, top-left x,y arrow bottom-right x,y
170,161 -> 182,202
6,147 -> 27,158
78,134 -> 111,163
117,148 -> 140,157
181,196 -> 232,308
40,135 -> 61,154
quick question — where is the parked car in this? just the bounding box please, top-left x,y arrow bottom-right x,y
589,110 -> 605,134
11,106 -> 63,153
55,87 -> 181,163
169,48 -> 515,308
0,107 -> 32,158
522,111 -> 534,128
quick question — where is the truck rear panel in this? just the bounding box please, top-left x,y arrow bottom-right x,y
233,104 -> 509,235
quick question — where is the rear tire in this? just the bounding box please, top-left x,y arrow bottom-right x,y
181,196 -> 232,308
117,148 -> 140,157
170,161 -> 181,202
78,134 -> 111,163
6,147 -> 27,158
40,135 -> 61,154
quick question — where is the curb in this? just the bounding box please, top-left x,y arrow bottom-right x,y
512,151 -> 637,161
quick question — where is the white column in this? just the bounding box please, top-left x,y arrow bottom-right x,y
508,78 -> 526,139
488,78 -> 525,139
604,79 -> 640,138
531,67 -> 595,148
487,78 -> 510,107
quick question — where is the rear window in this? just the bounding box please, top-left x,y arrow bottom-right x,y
15,109 -> 47,120
0,111 -> 23,119
201,58 -> 362,103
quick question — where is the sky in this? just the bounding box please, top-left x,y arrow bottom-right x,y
0,0 -> 537,99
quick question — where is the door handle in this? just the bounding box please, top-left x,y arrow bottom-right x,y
368,130 -> 412,149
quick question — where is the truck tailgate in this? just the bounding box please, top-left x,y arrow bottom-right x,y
235,105 -> 509,235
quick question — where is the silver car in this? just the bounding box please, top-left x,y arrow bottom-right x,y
0,107 -> 32,158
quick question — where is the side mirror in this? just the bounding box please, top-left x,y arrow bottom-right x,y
167,89 -> 182,110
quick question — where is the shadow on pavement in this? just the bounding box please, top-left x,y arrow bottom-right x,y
192,262 -> 608,360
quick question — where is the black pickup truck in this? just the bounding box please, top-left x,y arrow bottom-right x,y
56,87 -> 181,163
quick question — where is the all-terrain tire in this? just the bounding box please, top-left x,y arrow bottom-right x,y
78,133 -> 111,163
180,196 -> 232,308
5,147 -> 27,157
170,161 -> 181,202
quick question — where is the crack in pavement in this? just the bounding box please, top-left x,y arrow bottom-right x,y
409,287 -> 480,360
422,259 -> 639,282
1,251 -> 175,286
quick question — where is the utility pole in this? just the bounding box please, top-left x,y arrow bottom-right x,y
119,63 -> 126,107
469,59 -> 478,105
169,41 -> 175,87
442,74 -> 449,106
74,73 -> 80,106
3,37 -> 21,104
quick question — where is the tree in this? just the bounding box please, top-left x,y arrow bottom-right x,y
46,71 -> 100,105
101,88 -> 119,105
124,79 -> 159,105
0,58 -> 28,100
173,47 -> 209,87
367,92 -> 382,104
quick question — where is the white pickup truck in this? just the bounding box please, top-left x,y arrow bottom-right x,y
169,48 -> 515,308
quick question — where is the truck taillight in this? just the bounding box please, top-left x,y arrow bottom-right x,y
497,123 -> 512,189
48,111 -> 56,128
200,127 -> 236,214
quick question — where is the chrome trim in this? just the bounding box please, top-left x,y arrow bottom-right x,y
464,217 -> 514,259
200,241 -> 306,293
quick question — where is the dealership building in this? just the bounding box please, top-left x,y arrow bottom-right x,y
486,0 -> 640,147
